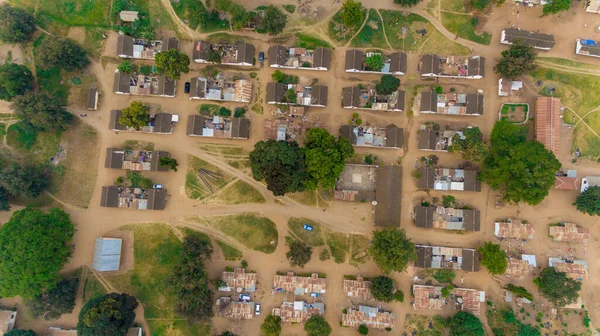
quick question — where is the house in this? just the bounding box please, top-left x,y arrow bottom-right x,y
86,88 -> 99,110
420,55 -> 485,79
417,167 -> 481,192
0,310 -> 16,335
576,39 -> 600,58
341,305 -> 395,330
500,28 -> 556,50
343,276 -> 373,300
105,148 -> 171,171
339,124 -> 404,149
506,255 -> 537,279
555,170 -> 581,190
412,285 -> 443,310
586,0 -> 600,13
216,297 -> 255,320
341,86 -> 405,112
273,272 -> 326,295
412,286 -> 485,315
266,82 -> 328,107
272,301 -> 324,324
119,10 -> 139,22
345,49 -> 407,75
454,288 -> 486,315
189,75 -> 252,102
414,206 -> 481,231
417,126 -> 464,151
535,97 -> 561,156
113,71 -> 176,97
549,223 -> 590,243
109,110 -> 178,134
186,115 -> 250,139
193,41 -> 255,66
116,35 -> 179,59
548,258 -> 588,280
92,237 -> 122,272
494,218 -> 535,239
269,45 -> 331,70
219,268 -> 257,293
334,165 -> 402,227
47,327 -> 78,336
498,78 -> 523,96
415,245 -> 480,271
100,186 -> 167,210
420,91 -> 484,116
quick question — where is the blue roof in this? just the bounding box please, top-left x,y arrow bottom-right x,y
93,238 -> 122,271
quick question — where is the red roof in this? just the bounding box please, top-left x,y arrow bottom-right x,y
535,97 -> 561,156
554,176 -> 580,190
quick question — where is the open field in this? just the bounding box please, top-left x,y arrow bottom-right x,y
185,155 -> 234,200
441,0 -> 469,12
380,10 -> 431,51
328,7 -> 367,45
208,179 -> 265,205
82,268 -> 106,301
404,314 -> 448,335
295,33 -> 333,49
351,9 -> 388,48
216,240 -> 243,259
440,12 -> 491,45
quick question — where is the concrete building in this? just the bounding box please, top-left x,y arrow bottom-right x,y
92,237 -> 122,272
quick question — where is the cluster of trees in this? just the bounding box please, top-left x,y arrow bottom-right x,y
37,38 -> 90,71
154,49 -> 190,80
369,228 -> 416,274
371,276 -> 404,302
263,6 -> 288,35
341,0 -> 364,27
574,186 -> 600,216
6,330 -> 38,336
543,0 -> 571,15
113,0 -> 155,39
449,311 -> 484,336
159,157 -> 179,172
375,75 -> 400,95
393,0 -> 422,7
77,293 -> 138,336
305,315 -> 332,336
478,241 -> 508,275
119,101 -> 150,130
494,41 -> 537,79
14,92 -> 72,132
0,4 -> 36,43
249,128 -> 354,196
26,277 -> 79,320
535,267 -> 581,307
0,62 -> 33,101
0,151 -> 49,210
448,127 -> 488,162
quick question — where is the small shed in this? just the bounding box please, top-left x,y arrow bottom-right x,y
119,11 -> 139,22
93,237 -> 123,272
86,88 -> 99,110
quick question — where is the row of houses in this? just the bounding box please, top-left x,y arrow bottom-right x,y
500,28 -> 600,58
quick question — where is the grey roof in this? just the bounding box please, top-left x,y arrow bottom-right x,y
100,185 -> 120,207
417,166 -> 435,189
311,85 -> 328,106
167,37 -> 180,50
374,166 -> 402,227
266,82 -> 287,103
92,238 -> 122,272
231,118 -> 250,139
420,54 -> 439,75
339,125 -> 357,144
385,124 -> 403,148
467,57 -> 485,77
157,76 -> 176,96
342,87 -> 360,108
268,45 -> 287,66
153,113 -> 174,133
193,40 -> 212,61
116,35 -> 134,57
313,48 -> 331,69
236,42 -> 255,64
462,249 -> 480,272
578,39 -> 600,56
464,170 -> 481,192
105,148 -> 125,169
187,115 -> 204,135
148,189 -> 167,210
415,246 -> 433,268
394,90 -> 406,111
415,245 -> 480,271
86,88 -> 98,110
420,90 -> 437,112
390,52 -> 407,74
418,128 -> 437,150
463,210 -> 481,232
189,77 -> 205,98
466,94 -> 484,115
113,72 -> 130,94
414,206 -> 481,231
109,110 -> 126,131
345,49 -> 365,70
502,28 -> 556,49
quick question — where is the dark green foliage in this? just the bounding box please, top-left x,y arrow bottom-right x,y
0,187 -> 9,211
433,269 -> 456,283
574,186 -> 600,216
506,284 -> 534,301
303,128 -> 354,190
286,239 -> 312,268
234,107 -> 246,118
494,41 -> 537,79
0,158 -> 48,199
393,0 -> 423,7
249,140 -> 306,196
27,277 -> 79,320
358,324 -> 369,335
125,171 -> 153,189
434,85 -> 443,94
375,75 -> 400,95
503,310 -> 517,323
159,157 -> 179,172
341,0 -> 365,27
37,38 -> 89,71
0,62 -> 34,101
264,6 -> 287,35
535,267 -> 581,307
449,311 -> 484,336
478,242 -> 507,275
117,61 -> 135,74
305,315 -> 332,336
369,228 -> 416,274
13,92 -> 72,132
394,290 -> 404,302
470,0 -> 490,10
139,65 -> 153,76
154,49 -> 190,80
365,54 -> 384,72
5,330 -> 37,336
285,88 -> 297,103
272,70 -> 284,82
77,293 -> 138,336
0,207 -> 75,298
218,106 -> 232,117
583,311 -> 590,328
261,314 -> 282,336
0,4 -> 36,43
170,235 -> 214,321
441,195 -> 456,208
543,0 -> 571,14
481,120 -> 560,205
518,323 -> 540,336
371,276 -> 395,302
447,127 -> 488,162
119,101 -> 150,130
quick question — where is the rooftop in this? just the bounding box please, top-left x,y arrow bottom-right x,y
116,36 -> 179,59
414,206 -> 481,231
417,167 -> 481,192
273,272 -> 326,295
272,301 -> 324,324
345,49 -> 407,74
498,78 -> 523,96
420,91 -> 484,116
189,75 -> 252,102
506,255 -> 536,279
455,288 -> 485,315
269,45 -> 332,70
186,115 -> 249,139
576,39 -> 600,57
341,305 -> 395,330
219,268 -> 257,293
105,148 -> 170,171
343,276 -> 373,300
554,176 -> 581,190
342,86 -> 405,111
420,55 -> 485,78
109,110 -> 177,134
334,164 -> 377,202
216,297 -> 255,320
494,218 -> 535,239
193,41 -> 255,65
412,285 -> 443,310
501,28 -> 556,50
535,97 -> 561,156
92,237 -> 122,272
339,124 -> 404,149
100,186 -> 167,210
415,245 -> 480,271
266,82 -> 328,107
549,258 -> 588,280
549,223 -> 590,243
113,72 -> 176,97
417,126 -> 464,151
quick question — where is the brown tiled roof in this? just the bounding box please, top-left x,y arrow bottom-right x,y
554,176 -> 581,190
313,48 -> 331,69
549,223 -> 590,243
273,272 -> 326,294
342,306 -> 395,330
551,260 -> 589,280
506,258 -> 533,279
455,288 -> 485,315
272,301 -> 324,324
221,268 -> 257,292
535,97 -> 561,156
216,297 -> 254,320
412,285 -> 443,310
342,276 -> 373,300
494,219 -> 535,239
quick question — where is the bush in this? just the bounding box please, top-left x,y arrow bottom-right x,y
394,290 -> 404,302
319,249 -> 331,261
358,324 -> 369,335
433,269 -> 456,283
234,107 -> 246,118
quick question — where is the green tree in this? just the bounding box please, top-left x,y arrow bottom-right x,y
478,242 -> 507,275
543,0 -> 571,14
441,195 -> 456,208
13,92 -> 72,132
448,127 -> 488,162
358,324 -> 369,335
0,4 -> 36,43
170,235 -> 214,321
535,267 -> 581,307
493,40 -> 536,79
574,186 -> 600,216
249,140 -> 306,196
393,0 -> 422,7
371,276 -> 395,302
369,228 -> 416,274
261,314 -> 282,336
159,157 -> 179,172
375,75 -> 400,95
0,187 -> 9,211
117,61 -> 135,74
304,315 -> 332,336
286,238 -> 312,268
27,277 -> 79,320
0,207 -> 75,298
37,38 -> 89,71
481,120 -> 560,205
470,0 -> 490,10
155,49 -> 190,80
365,54 -> 384,72
0,62 -> 34,101
433,269 -> 456,283
272,70 -> 284,82
506,284 -> 534,301
519,323 -> 541,336
5,330 -> 37,336
303,128 -> 354,190
285,88 -> 297,103
264,5 -> 287,35
119,101 -> 150,130
0,158 -> 48,199
449,311 -> 484,336
77,293 -> 138,336
341,0 -> 364,27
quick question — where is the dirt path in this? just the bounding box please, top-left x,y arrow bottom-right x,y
376,9 -> 393,50
535,60 -> 600,76
157,0 -> 197,39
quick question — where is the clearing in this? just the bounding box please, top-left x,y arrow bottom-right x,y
440,12 -> 491,45
205,179 -> 265,205
185,155 -> 234,200
380,10 -> 432,51
351,9 -> 388,49
328,7 -> 368,45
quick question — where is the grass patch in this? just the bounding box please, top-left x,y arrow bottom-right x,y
182,228 -> 212,246
420,29 -> 471,55
380,10 -> 431,51
148,0 -> 178,31
216,240 -> 243,260
199,144 -> 247,156
349,234 -> 370,265
198,103 -> 221,116
288,217 -> 325,247
192,213 -> 278,254
6,122 -> 38,150
206,33 -> 248,44
295,33 -> 332,49
404,315 -> 447,335
210,180 -> 265,205
82,269 -> 106,301
288,189 -> 332,209
171,0 -> 208,30
326,231 -> 349,263
537,57 -> 600,72
11,0 -> 112,28
185,155 -> 233,200
441,13 -> 491,45
283,4 -> 296,13
328,7 -> 367,44
441,0 -> 469,12
351,9 -> 388,48
0,123 -> 5,140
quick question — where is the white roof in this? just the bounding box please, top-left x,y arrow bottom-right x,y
522,254 -> 537,267
293,301 -> 304,311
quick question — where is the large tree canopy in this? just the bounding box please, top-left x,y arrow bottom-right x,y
535,267 -> 581,307
13,92 -> 72,132
574,185 -> 600,216
369,228 -> 416,274
341,0 -> 364,27
264,5 -> 287,35
77,293 -> 138,336
285,238 -> 312,268
371,276 -> 395,302
0,207 -> 75,298
249,140 -> 306,196
0,187 -> 9,211
119,101 -> 150,130
494,40 -> 537,79
375,75 -> 400,95
393,0 -> 422,7
449,312 -> 484,336
0,62 -> 34,101
0,158 -> 48,199
481,120 -> 560,205
27,276 -> 79,320
5,330 -> 37,336
303,128 -> 354,190
261,314 -> 282,336
304,315 -> 332,336
37,38 -> 89,71
154,49 -> 190,80
0,4 -> 36,43
478,242 -> 507,275
448,127 -> 488,162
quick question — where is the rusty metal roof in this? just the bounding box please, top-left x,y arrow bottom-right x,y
455,288 -> 485,315
549,223 -> 590,243
494,219 -> 535,239
273,272 -> 326,294
343,276 -> 373,300
221,268 -> 257,292
535,97 -> 561,156
412,285 -> 443,311
341,305 -> 395,330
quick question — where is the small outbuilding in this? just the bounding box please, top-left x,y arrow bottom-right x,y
93,237 -> 123,272
119,11 -> 139,22
86,88 -> 99,110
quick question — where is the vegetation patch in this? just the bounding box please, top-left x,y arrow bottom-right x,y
404,314 -> 447,335
295,32 -> 333,49
420,29 -> 471,55
185,155 -> 233,200
283,5 -> 296,13
33,35 -> 70,103
380,10 -> 430,51
209,180 -> 265,205
82,267 -> 106,300
500,103 -> 529,123
440,13 -> 491,45
351,9 -> 387,48
288,217 -> 326,246
216,240 -> 243,260
172,0 -> 229,31
12,0 -> 112,29
328,7 -> 367,44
